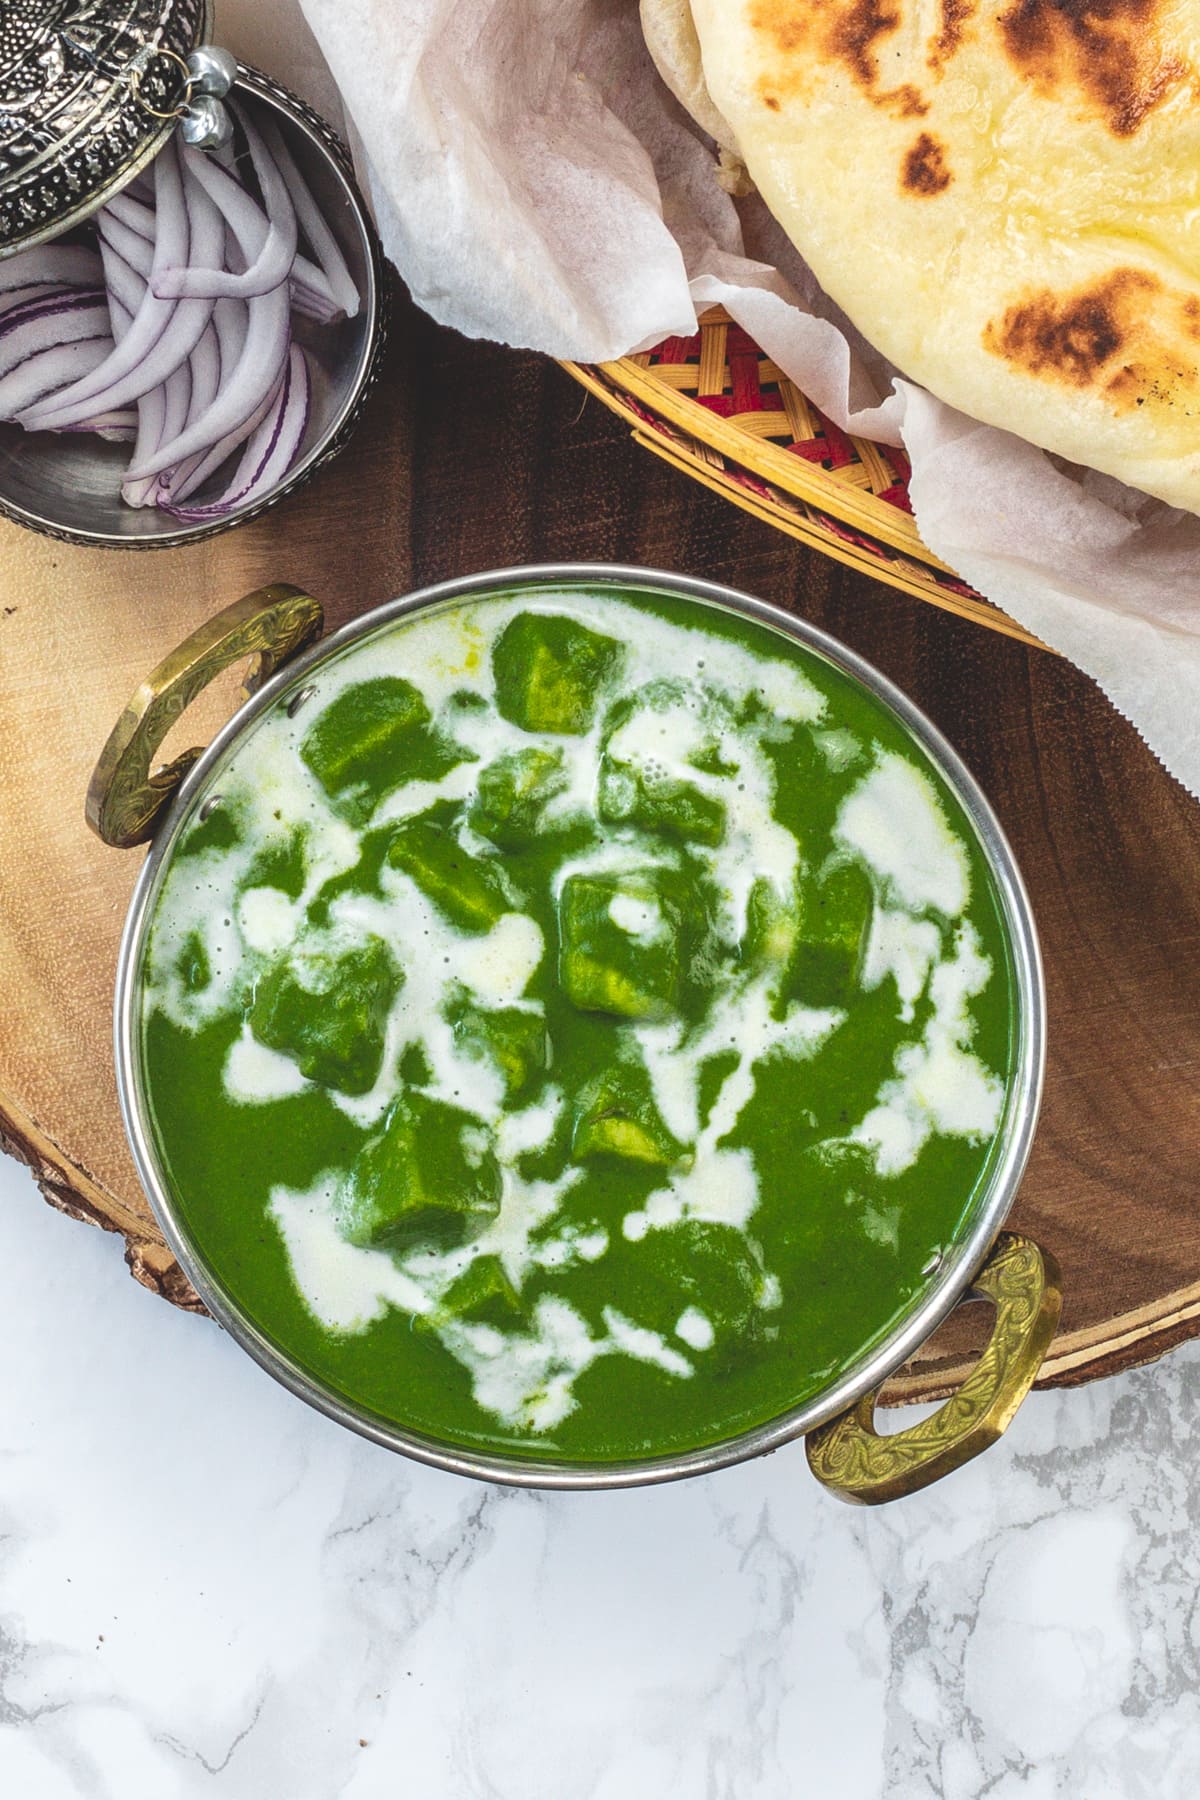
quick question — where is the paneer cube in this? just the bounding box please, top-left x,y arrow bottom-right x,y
450,1000 -> 550,1102
250,932 -> 401,1094
623,1221 -> 767,1341
597,681 -> 728,846
792,861 -> 873,1005
571,1060 -> 686,1167
597,758 -> 725,847
741,876 -> 802,978
492,612 -> 622,734
558,866 -> 689,1019
741,863 -> 872,1008
341,1095 -> 502,1250
469,747 -> 568,849
300,678 -> 432,818
418,1254 -> 522,1332
387,817 -> 510,932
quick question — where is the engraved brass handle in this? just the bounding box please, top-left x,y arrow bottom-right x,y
86,583 -> 324,849
805,1232 -> 1062,1505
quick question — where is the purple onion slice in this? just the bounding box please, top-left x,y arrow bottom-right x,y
268,121 -> 360,320
124,154 -> 292,484
163,345 -> 311,521
0,293 -> 110,386
25,139 -> 221,430
0,338 -> 113,417
0,246 -> 104,293
155,117 -> 297,302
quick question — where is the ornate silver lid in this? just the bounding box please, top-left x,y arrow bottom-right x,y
0,0 -> 212,256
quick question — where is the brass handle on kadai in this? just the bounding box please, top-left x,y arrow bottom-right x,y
805,1232 -> 1062,1505
86,583 -> 324,849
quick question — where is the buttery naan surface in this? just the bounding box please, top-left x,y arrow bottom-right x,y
662,0 -> 1200,513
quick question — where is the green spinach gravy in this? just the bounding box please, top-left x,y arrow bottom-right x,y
139,583 -> 1018,1463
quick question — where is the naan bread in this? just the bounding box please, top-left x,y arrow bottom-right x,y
640,0 -> 753,192
664,0 -> 1200,514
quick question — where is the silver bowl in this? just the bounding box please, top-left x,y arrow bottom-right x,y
96,564 -> 1058,1502
0,66 -> 385,549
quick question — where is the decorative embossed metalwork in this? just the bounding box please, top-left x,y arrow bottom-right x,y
805,1232 -> 1063,1505
86,584 -> 324,848
0,0 -> 209,253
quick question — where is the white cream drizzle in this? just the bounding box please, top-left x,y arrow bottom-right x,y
676,1307 -> 715,1351
439,1297 -> 693,1434
224,1027 -> 309,1103
270,1178 -> 433,1331
609,892 -> 664,939
835,751 -> 971,919
624,989 -> 844,1243
238,886 -> 299,957
851,922 -> 1004,1177
145,589 -> 1010,1437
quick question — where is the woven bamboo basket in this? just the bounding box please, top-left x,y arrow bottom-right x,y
563,307 -> 1043,650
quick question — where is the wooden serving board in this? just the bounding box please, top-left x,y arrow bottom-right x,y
4,283 -> 1200,1404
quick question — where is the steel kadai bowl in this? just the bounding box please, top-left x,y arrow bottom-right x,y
0,3 -> 383,547
89,566 -> 1060,1503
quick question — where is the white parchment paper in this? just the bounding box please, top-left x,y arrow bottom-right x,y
220,0 -> 1200,794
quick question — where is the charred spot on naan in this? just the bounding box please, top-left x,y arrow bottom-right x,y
901,133 -> 952,194
997,0 -> 1188,136
984,272 -> 1200,414
928,0 -> 977,70
750,0 -> 930,116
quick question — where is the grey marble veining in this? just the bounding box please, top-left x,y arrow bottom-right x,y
1,1152 -> 1198,1799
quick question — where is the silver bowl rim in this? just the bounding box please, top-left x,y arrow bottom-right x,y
0,62 -> 386,551
114,562 -> 1046,1489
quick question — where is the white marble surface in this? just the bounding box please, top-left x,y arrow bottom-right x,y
2,1153 -> 1198,1799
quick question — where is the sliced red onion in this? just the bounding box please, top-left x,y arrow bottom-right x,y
124,356 -> 192,508
63,408 -> 138,435
213,291 -> 249,364
185,321 -> 222,422
98,211 -> 153,280
121,387 -> 166,507
163,356 -> 283,503
163,296 -> 254,502
25,138 -> 221,430
0,94 -> 342,517
0,282 -> 101,333
103,190 -> 156,241
0,246 -> 104,293
97,238 -> 146,332
0,283 -> 70,318
268,121 -> 360,320
123,174 -> 291,484
154,317 -> 223,503
0,338 -> 112,416
289,260 -> 342,324
154,118 -> 297,302
98,223 -> 153,494
292,254 -> 337,298
0,286 -> 104,337
163,345 -> 310,521
162,367 -> 288,515
160,360 -> 194,457
0,293 -> 110,383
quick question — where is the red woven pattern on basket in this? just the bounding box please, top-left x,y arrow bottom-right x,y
654,333 -> 699,364
643,316 -> 916,509
789,411 -> 853,471
599,361 -> 988,609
